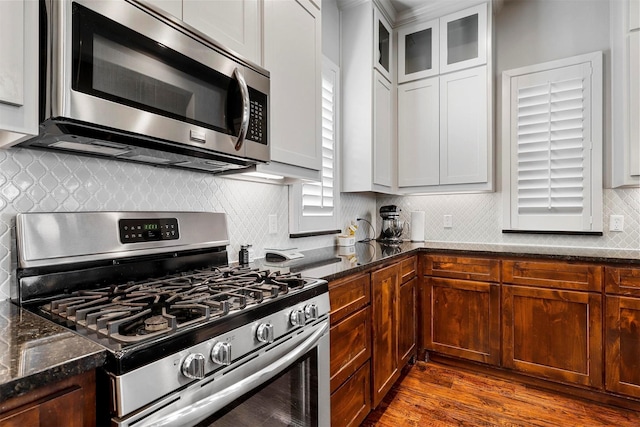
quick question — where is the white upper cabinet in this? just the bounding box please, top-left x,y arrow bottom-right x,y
611,0 -> 640,187
439,3 -> 487,74
396,2 -> 492,193
342,1 -> 395,193
183,0 -> 261,65
0,0 -> 38,148
264,0 -> 322,172
439,66 -> 488,185
631,0 -> 640,29
398,77 -> 440,187
374,7 -> 393,82
397,19 -> 439,83
373,70 -> 393,187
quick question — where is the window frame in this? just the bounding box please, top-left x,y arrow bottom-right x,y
501,51 -> 603,234
289,57 -> 341,236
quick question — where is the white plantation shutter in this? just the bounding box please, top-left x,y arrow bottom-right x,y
502,53 -> 603,232
301,74 -> 335,217
289,58 -> 340,234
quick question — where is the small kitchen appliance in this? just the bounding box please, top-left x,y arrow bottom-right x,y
13,211 -> 329,427
378,205 -> 404,243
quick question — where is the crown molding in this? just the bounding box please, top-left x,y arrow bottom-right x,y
394,0 -> 491,27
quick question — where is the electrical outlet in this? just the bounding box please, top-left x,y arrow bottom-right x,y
610,215 -> 624,232
268,214 -> 278,234
443,214 -> 453,229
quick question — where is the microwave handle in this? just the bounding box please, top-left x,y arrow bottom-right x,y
233,68 -> 250,152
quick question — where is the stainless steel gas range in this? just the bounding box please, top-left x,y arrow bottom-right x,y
13,211 -> 330,427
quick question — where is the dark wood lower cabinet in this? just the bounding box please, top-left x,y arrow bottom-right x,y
423,277 -> 500,365
330,361 -> 371,427
502,285 -> 602,388
398,277 -> 417,367
0,370 -> 95,427
371,263 -> 401,408
606,295 -> 640,398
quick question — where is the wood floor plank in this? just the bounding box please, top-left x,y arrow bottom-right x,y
362,362 -> 640,427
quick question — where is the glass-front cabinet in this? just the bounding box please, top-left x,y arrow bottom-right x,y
374,7 -> 392,82
439,3 -> 487,73
398,19 -> 439,83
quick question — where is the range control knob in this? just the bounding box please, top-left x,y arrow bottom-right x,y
256,323 -> 275,343
304,304 -> 319,320
290,309 -> 306,327
211,341 -> 232,365
181,353 -> 205,379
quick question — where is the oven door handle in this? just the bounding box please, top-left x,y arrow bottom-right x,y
233,67 -> 250,152
147,321 -> 329,427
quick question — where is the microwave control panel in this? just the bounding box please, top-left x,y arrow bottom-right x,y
119,218 -> 179,243
248,89 -> 267,145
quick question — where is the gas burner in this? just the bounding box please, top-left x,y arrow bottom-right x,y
145,315 -> 169,332
39,265 -> 313,344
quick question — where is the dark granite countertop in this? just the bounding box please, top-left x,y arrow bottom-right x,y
257,241 -> 640,281
2,240 -> 638,403
0,300 -> 107,402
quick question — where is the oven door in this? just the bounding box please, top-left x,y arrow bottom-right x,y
116,320 -> 330,427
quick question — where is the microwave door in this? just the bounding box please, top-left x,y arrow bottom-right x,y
64,1 -> 252,159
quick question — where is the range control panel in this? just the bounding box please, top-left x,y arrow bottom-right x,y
119,218 -> 179,243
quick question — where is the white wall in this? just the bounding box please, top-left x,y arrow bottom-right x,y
322,0 -> 341,64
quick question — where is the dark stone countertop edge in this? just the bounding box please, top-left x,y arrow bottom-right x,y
1,351 -> 107,402
285,243 -> 640,282
0,300 -> 108,403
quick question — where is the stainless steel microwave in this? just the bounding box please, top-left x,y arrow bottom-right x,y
20,0 -> 270,173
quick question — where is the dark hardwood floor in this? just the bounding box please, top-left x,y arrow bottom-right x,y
361,362 -> 640,426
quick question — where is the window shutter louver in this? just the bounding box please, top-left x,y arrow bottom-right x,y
503,52 -> 603,233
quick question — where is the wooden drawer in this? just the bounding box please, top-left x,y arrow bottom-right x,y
330,360 -> 371,427
400,256 -> 417,283
329,273 -> 371,324
423,254 -> 500,282
606,266 -> 640,296
330,306 -> 371,392
503,260 -> 602,292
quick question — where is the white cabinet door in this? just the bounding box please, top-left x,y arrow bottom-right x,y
630,0 -> 640,30
440,66 -> 488,185
398,77 -> 440,187
0,0 -> 38,148
373,70 -> 392,187
630,31 -> 640,176
439,3 -> 487,74
145,0 -> 182,19
264,0 -> 321,171
397,19 -> 439,83
374,7 -> 393,83
183,0 -> 261,64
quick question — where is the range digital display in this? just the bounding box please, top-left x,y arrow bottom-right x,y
119,218 -> 179,243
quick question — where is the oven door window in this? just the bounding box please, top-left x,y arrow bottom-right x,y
196,352 -> 318,427
71,3 -> 244,136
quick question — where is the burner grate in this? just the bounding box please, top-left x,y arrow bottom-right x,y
39,266 -> 310,344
